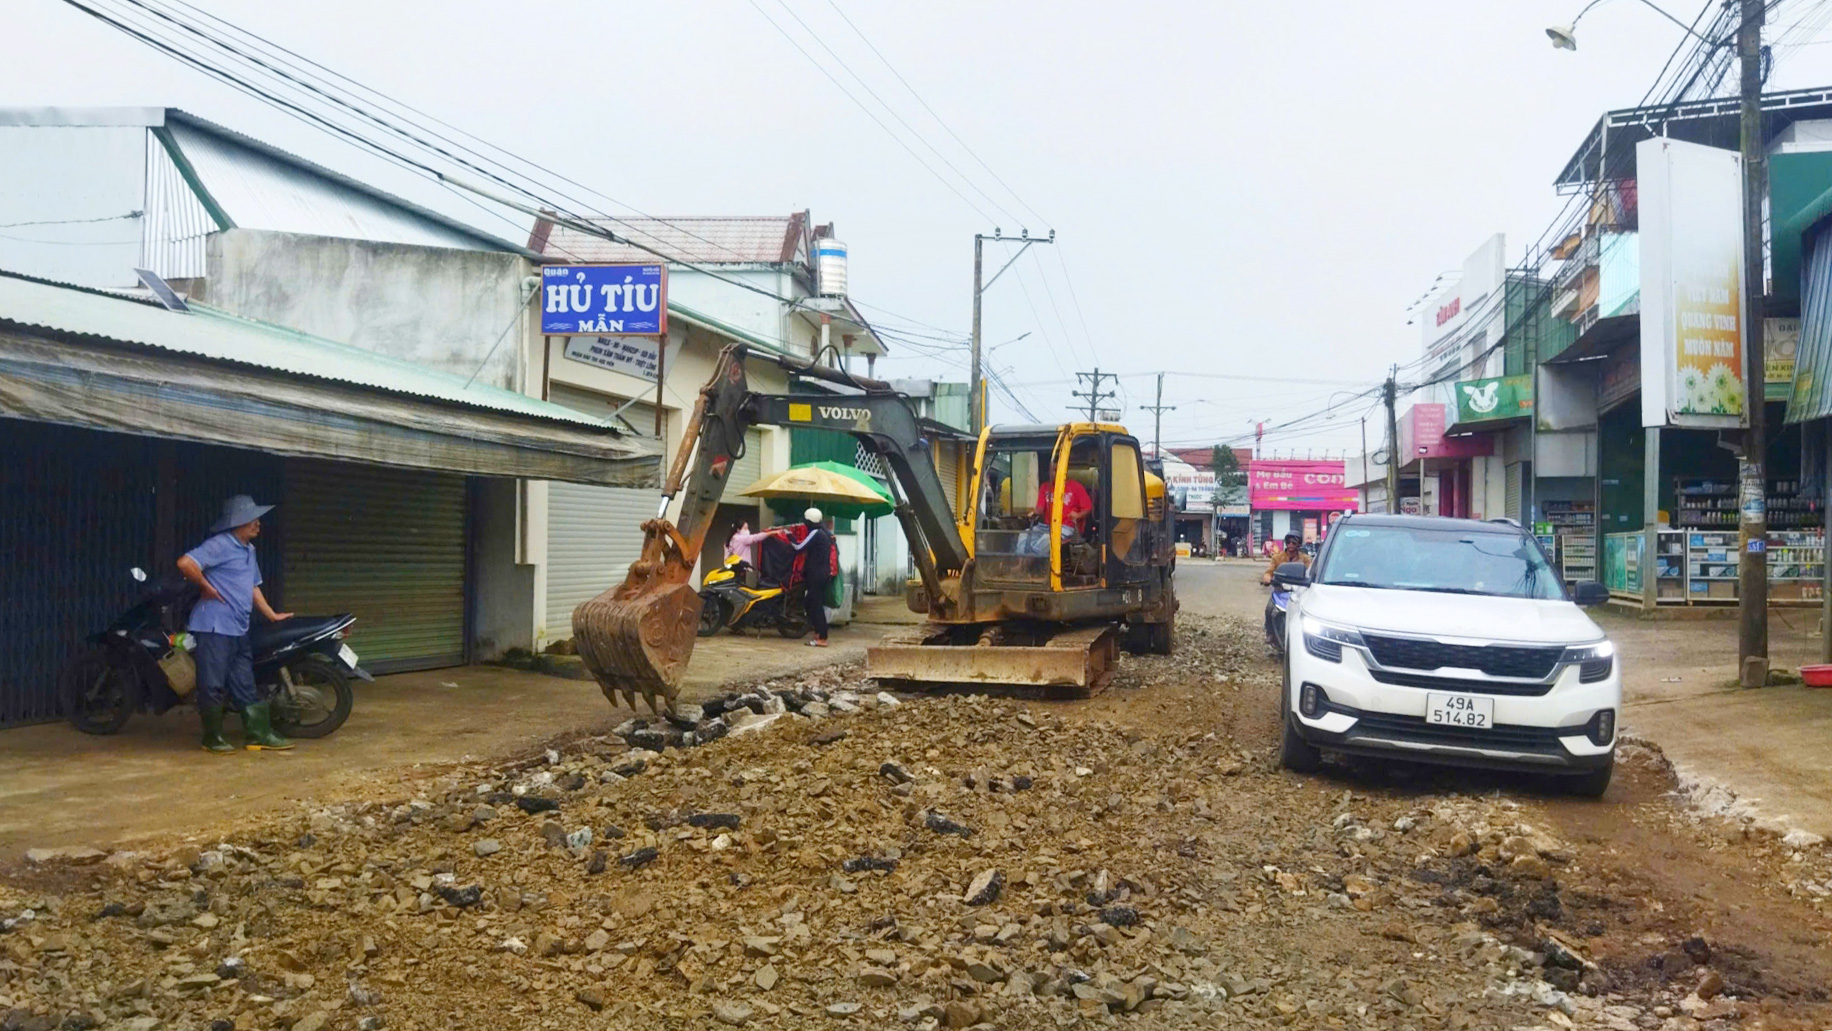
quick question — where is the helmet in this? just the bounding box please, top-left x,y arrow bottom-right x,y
1284,533 -> 1302,546
804,507 -> 824,524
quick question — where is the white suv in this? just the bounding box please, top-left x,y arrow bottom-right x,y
1275,514 -> 1619,797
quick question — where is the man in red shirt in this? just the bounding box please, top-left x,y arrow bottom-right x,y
1035,477 -> 1093,535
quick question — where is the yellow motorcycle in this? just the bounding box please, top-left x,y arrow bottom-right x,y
697,555 -> 810,638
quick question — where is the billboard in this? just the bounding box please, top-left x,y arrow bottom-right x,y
1248,459 -> 1358,512
1455,374 -> 1533,425
1638,138 -> 1745,429
541,264 -> 668,336
1399,403 -> 1494,460
563,335 -> 662,382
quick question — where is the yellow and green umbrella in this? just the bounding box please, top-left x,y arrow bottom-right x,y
738,460 -> 893,519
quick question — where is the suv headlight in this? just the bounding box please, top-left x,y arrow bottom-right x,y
1301,616 -> 1366,663
1562,640 -> 1615,683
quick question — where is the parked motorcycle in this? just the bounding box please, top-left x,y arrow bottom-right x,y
60,567 -> 371,739
696,555 -> 810,638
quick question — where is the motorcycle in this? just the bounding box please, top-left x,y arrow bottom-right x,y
60,567 -> 371,739
696,555 -> 810,639
1264,581 -> 1291,656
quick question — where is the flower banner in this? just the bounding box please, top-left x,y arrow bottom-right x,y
1637,138 -> 1747,429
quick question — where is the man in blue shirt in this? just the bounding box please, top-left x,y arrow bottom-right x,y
177,495 -> 294,753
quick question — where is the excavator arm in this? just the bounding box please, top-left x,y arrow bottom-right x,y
572,344 -> 967,712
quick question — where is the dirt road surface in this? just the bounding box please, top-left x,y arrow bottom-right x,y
0,561 -> 1828,1030
0,618 -> 898,863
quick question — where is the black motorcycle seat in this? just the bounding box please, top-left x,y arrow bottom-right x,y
250,614 -> 352,653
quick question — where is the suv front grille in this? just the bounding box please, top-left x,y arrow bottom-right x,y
1362,634 -> 1563,679
1366,669 -> 1554,696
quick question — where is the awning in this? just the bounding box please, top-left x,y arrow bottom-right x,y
0,273 -> 661,486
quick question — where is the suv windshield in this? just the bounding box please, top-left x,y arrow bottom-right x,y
1316,524 -> 1564,600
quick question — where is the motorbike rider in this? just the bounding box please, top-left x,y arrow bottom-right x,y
1261,533 -> 1309,585
176,495 -> 294,754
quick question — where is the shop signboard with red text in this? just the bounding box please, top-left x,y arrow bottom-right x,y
1247,460 -> 1359,511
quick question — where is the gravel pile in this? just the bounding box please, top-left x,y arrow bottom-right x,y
0,615 -> 1790,1030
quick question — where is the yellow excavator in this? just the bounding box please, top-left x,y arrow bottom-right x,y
573,344 -> 1178,712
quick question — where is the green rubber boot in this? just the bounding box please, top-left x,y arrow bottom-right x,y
240,702 -> 294,751
199,707 -> 236,754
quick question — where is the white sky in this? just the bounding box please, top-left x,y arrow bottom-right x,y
8,0 -> 1832,456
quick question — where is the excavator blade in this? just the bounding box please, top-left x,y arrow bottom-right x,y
866,624 -> 1119,698
573,520 -> 703,712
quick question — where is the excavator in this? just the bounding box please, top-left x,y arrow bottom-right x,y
573,343 -> 1177,713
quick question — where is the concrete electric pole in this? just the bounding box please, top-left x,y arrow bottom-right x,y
1071,369 -> 1118,423
1736,0 -> 1769,688
1142,372 -> 1177,455
970,229 -> 1055,434
1383,369 -> 1401,514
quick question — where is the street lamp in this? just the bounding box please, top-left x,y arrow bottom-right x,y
1546,0 -> 1719,51
986,332 -> 1032,354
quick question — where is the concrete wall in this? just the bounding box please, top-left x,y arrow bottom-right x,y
470,476 -> 533,659
205,229 -> 536,390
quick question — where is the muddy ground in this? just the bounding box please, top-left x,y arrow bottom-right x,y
0,564 -> 1828,1030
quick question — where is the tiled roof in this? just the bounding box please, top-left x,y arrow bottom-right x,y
531,214 -> 806,265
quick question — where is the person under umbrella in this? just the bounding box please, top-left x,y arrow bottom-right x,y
778,507 -> 834,647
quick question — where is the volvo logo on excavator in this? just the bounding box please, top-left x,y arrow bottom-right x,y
818,406 -> 871,424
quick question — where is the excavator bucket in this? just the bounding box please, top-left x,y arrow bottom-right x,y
572,519 -> 702,712
866,624 -> 1119,698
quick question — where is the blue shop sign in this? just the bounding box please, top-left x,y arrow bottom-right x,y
541,264 -> 667,335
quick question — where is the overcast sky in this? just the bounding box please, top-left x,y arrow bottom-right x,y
9,0 -> 1832,456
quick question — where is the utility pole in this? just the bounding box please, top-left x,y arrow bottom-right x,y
971,228 -> 1055,434
1071,368 -> 1118,423
1737,0 -> 1769,688
1383,368 -> 1401,514
1142,372 -> 1176,455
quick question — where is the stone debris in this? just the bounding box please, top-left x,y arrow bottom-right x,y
0,614 -> 1810,1031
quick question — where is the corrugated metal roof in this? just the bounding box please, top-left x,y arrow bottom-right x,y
0,270 -> 611,428
534,215 -> 803,264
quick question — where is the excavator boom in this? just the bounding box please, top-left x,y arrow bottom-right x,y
571,344 -> 966,711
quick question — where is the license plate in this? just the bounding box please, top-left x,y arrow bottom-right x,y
338,643 -> 359,668
1426,693 -> 1492,729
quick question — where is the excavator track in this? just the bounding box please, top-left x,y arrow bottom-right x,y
865,622 -> 1119,698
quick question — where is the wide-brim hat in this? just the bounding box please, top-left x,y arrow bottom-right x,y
211,494 -> 275,533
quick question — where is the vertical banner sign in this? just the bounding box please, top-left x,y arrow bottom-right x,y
541,264 -> 668,336
1638,138 -> 1747,429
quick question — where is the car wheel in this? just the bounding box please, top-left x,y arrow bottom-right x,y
1567,757 -> 1613,799
1278,658 -> 1322,773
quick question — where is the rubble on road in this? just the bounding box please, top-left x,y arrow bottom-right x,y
0,614 -> 1822,1030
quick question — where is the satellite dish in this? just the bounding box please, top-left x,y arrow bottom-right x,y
1546,24 -> 1577,50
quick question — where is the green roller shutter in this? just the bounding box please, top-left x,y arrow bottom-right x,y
283,460 -> 467,672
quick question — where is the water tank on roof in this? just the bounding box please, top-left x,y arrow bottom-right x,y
816,239 -> 848,297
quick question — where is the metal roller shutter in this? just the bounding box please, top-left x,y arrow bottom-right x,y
1,422 -> 154,727
1505,463 -> 1524,523
545,482 -> 654,640
283,459 -> 467,673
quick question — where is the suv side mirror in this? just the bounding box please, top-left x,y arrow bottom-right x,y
1571,581 -> 1609,607
1272,562 -> 1310,588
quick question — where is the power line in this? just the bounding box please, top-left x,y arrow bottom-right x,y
743,0 -> 996,223
822,0 -> 1052,229
63,0 -> 870,333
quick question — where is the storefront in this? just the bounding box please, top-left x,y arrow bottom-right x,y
0,273 -> 656,726
1246,459 -> 1358,555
